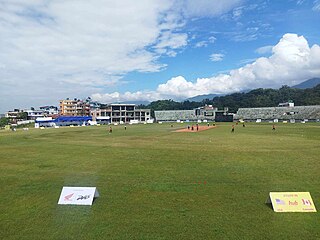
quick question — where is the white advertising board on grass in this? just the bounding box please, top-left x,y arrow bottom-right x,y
58,187 -> 99,205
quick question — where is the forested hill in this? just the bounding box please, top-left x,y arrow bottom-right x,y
139,85 -> 320,113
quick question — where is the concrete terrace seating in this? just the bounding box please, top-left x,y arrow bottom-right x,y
235,105 -> 320,121
154,110 -> 196,121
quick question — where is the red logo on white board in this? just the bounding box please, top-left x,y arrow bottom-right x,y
64,193 -> 74,201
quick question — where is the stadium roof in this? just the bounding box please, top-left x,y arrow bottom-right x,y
35,116 -> 92,123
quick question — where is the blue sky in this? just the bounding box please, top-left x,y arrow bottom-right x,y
1,0 -> 320,112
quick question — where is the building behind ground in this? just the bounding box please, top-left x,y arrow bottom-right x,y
39,106 -> 59,116
154,105 -> 232,122
35,116 -> 92,128
5,109 -> 23,120
91,103 -> 151,124
36,101 -> 151,127
235,104 -> 320,121
25,109 -> 45,120
59,98 -> 90,116
278,101 -> 294,107
5,108 -> 43,121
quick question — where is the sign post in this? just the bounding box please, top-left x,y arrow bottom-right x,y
58,187 -> 99,205
267,192 -> 316,212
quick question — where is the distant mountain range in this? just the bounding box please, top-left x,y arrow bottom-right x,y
129,79 -> 320,112
186,94 -> 223,102
185,78 -> 320,102
291,78 -> 320,89
113,78 -> 320,106
115,100 -> 151,106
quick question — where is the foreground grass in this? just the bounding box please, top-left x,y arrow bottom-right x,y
0,122 -> 320,239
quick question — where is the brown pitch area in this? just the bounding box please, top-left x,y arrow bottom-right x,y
174,125 -> 216,132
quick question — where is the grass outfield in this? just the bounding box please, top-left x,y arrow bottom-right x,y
1,122 -> 320,239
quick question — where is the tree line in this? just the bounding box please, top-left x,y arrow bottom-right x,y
138,84 -> 320,113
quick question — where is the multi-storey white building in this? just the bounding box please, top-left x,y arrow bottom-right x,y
5,108 -> 45,122
25,109 -> 45,120
91,104 -> 151,124
39,106 -> 59,116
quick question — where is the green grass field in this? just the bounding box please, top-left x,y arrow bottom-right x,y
1,122 -> 320,239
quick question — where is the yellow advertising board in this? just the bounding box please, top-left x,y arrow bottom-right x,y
267,192 -> 317,212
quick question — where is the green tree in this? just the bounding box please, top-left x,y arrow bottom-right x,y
0,117 -> 10,127
17,112 -> 28,120
139,84 -> 320,113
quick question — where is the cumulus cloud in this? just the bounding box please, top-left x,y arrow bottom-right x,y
92,34 -> 320,102
92,91 -> 161,103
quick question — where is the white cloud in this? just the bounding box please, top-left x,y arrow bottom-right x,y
313,0 -> 320,11
2,1 -> 318,111
92,34 -> 320,102
154,31 -> 188,55
0,0 -> 182,111
232,27 -> 260,42
157,76 -> 202,98
0,0 -> 245,112
232,6 -> 244,20
92,91 -> 161,103
238,58 -> 257,65
210,53 -> 225,62
297,0 -> 306,5
194,36 -> 216,48
195,41 -> 208,48
183,0 -> 243,17
209,36 -> 217,43
255,45 -> 273,54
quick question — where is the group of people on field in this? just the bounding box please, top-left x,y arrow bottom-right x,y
187,124 -> 199,131
107,125 -> 127,134
231,123 -> 276,133
106,122 -> 277,134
